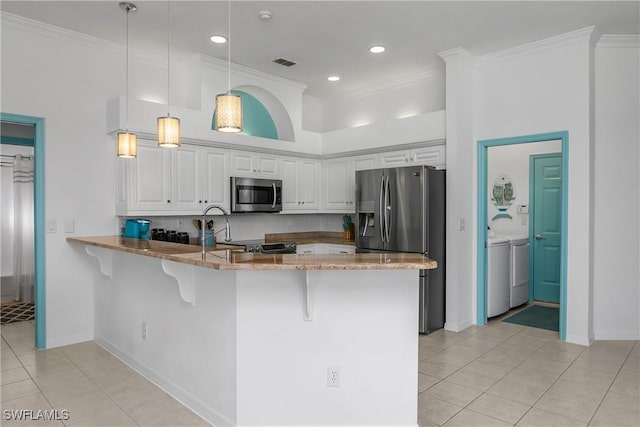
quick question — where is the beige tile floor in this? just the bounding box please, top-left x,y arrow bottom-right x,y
418,318 -> 640,427
2,319 -> 639,426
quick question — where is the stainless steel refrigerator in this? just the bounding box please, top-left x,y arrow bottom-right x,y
355,165 -> 445,334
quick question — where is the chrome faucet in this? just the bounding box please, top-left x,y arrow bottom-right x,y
201,204 -> 231,259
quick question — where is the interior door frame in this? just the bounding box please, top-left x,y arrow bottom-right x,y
477,131 -> 568,341
1,113 -> 46,349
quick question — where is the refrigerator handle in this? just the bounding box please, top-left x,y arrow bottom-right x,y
379,176 -> 385,243
385,176 -> 391,243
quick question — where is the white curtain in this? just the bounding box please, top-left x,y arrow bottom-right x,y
12,154 -> 34,302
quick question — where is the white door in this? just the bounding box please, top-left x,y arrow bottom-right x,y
324,158 -> 350,209
203,148 -> 228,208
298,159 -> 319,209
129,141 -> 171,211
280,158 -> 299,209
172,146 -> 202,211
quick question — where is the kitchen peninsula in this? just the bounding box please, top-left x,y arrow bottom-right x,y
68,236 -> 436,426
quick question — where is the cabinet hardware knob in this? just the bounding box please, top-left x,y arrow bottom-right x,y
167,200 -> 171,203
204,200 -> 208,203
302,201 -> 305,204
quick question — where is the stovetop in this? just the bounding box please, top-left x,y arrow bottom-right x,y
223,239 -> 297,254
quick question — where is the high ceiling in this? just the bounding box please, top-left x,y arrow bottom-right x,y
2,1 -> 638,98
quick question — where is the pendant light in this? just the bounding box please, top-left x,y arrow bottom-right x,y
214,0 -> 242,133
117,2 -> 137,158
158,0 -> 180,147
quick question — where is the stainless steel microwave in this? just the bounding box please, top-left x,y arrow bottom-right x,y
230,177 -> 282,213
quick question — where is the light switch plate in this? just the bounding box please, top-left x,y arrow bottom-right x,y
64,219 -> 75,233
47,221 -> 57,233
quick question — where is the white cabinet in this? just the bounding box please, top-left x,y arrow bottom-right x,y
230,152 -> 279,178
379,145 -> 445,168
325,244 -> 356,254
324,154 -> 378,211
281,157 -> 320,211
296,244 -> 322,254
116,141 -> 228,215
123,140 -> 172,212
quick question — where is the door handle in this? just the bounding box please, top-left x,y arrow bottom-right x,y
271,183 -> 277,209
379,176 -> 385,242
535,234 -> 545,240
385,176 -> 391,243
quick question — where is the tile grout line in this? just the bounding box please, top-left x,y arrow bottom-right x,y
584,344 -> 635,426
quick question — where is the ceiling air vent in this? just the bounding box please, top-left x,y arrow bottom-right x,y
273,57 -> 296,67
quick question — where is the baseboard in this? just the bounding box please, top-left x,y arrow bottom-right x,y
46,332 -> 94,349
565,333 -> 593,346
593,330 -> 640,341
95,335 -> 234,427
444,319 -> 474,332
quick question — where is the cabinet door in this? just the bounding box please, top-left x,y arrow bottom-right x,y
298,159 -> 319,209
256,155 -> 279,178
411,145 -> 445,167
172,146 -> 202,211
325,244 -> 356,254
230,152 -> 254,176
203,148 -> 228,208
280,158 -> 299,210
324,158 -> 350,210
129,141 -> 171,211
379,150 -> 411,167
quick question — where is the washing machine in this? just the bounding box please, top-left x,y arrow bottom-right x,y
487,237 -> 510,317
508,235 -> 530,308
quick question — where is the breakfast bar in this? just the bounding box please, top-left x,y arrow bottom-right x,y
68,236 -> 436,426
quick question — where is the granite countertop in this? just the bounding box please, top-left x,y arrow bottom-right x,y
264,231 -> 355,245
67,236 -> 436,271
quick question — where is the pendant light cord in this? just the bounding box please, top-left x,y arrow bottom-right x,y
125,6 -> 130,131
167,0 -> 171,116
227,0 -> 231,94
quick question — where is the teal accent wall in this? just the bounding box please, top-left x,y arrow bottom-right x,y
477,131 -> 568,341
1,113 -> 45,349
212,90 -> 279,140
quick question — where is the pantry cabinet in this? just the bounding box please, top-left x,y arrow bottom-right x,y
324,154 -> 378,211
280,157 -> 320,211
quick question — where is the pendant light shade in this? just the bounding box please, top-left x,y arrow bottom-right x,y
157,116 -> 180,147
215,93 -> 242,133
214,0 -> 242,133
117,131 -> 137,158
118,2 -> 137,158
158,0 -> 180,148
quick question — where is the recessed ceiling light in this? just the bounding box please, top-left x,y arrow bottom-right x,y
369,45 -> 386,54
210,35 -> 227,44
327,76 -> 340,82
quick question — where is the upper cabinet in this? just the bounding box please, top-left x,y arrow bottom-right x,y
116,140 -> 228,216
379,145 -> 445,168
280,157 -> 320,211
324,154 -> 378,212
230,152 -> 279,179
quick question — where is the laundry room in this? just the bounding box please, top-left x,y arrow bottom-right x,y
486,140 -> 562,327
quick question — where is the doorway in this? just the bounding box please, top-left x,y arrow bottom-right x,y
0,113 -> 45,349
477,131 -> 568,340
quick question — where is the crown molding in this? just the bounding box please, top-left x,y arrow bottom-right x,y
477,26 -> 598,67
438,47 -> 476,63
199,55 -> 308,92
1,11 -> 166,67
597,34 -> 640,49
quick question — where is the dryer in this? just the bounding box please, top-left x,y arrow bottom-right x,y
487,237 -> 510,317
508,235 -> 530,308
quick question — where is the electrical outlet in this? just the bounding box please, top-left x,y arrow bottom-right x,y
47,221 -> 57,233
327,366 -> 340,387
141,322 -> 148,340
176,218 -> 183,228
64,219 -> 75,233
458,217 -> 465,231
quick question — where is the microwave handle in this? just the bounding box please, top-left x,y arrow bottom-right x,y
272,183 -> 277,209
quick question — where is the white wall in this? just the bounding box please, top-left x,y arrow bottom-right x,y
319,69 -> 445,132
488,141 -> 561,236
0,13 -> 172,346
592,37 -> 640,340
441,28 -> 600,344
0,144 -> 34,280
